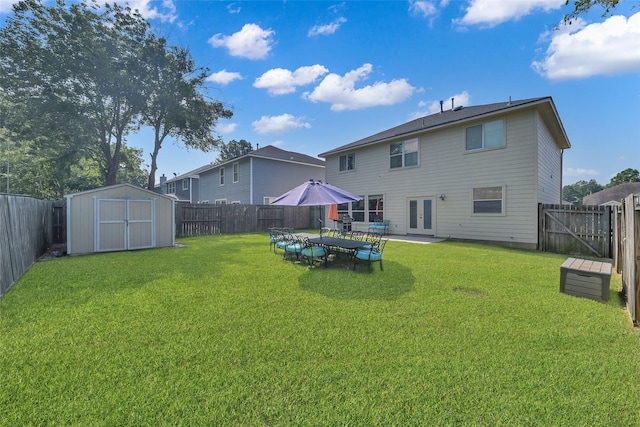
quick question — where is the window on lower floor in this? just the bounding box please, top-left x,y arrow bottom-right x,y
350,197 -> 365,222
215,199 -> 227,205
473,186 -> 504,214
368,195 -> 383,221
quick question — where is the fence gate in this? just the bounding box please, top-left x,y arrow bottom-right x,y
538,204 -> 612,258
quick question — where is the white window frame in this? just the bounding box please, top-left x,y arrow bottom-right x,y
472,186 -> 505,215
182,179 -> 189,190
219,167 -> 225,186
339,153 -> 355,172
263,197 -> 276,204
233,162 -> 239,183
167,182 -> 176,194
390,138 -> 419,169
215,199 -> 227,205
465,119 -> 505,152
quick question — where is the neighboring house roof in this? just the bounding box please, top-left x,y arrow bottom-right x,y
165,164 -> 212,184
319,97 -> 570,157
583,182 -> 640,206
198,144 -> 325,175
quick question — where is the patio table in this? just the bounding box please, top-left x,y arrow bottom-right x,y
308,236 -> 367,267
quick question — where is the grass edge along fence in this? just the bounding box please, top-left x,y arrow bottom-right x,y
175,203 -> 321,237
0,195 -> 53,297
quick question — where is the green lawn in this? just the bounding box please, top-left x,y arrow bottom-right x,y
1,233 -> 639,425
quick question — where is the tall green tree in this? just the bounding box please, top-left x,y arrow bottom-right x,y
565,0 -> 620,21
214,140 -> 254,164
562,179 -> 604,205
140,36 -> 232,190
1,0 -> 148,187
606,168 -> 640,188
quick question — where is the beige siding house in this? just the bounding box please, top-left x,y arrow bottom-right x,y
65,184 -> 175,255
319,97 -> 570,249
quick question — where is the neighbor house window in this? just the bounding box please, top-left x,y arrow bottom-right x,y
390,138 -> 418,169
215,199 -> 227,205
339,153 -> 355,171
182,179 -> 189,190
167,182 -> 176,194
466,119 -> 504,151
473,186 -> 504,214
264,197 -> 276,204
219,167 -> 225,185
233,162 -> 239,183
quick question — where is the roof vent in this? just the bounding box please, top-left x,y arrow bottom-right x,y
454,105 -> 463,111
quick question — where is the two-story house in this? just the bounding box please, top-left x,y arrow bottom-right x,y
198,145 -> 325,204
319,97 -> 571,249
159,164 -> 210,203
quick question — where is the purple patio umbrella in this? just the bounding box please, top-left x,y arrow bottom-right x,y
270,179 -> 361,206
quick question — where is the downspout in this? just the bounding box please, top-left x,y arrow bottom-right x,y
560,149 -> 564,204
250,157 -> 253,204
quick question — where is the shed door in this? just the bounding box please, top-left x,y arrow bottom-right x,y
95,198 -> 155,252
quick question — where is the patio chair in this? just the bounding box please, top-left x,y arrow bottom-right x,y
353,239 -> 388,271
283,234 -> 304,261
300,237 -> 328,267
274,230 -> 294,255
368,218 -> 390,235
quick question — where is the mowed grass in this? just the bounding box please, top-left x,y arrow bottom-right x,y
1,233 -> 639,426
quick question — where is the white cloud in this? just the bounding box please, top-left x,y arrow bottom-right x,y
206,70 -> 243,85
564,167 -> 600,177
208,23 -> 275,60
410,91 -> 471,119
217,123 -> 238,134
303,64 -> 415,111
252,114 -> 312,135
124,0 -> 178,23
0,0 -> 20,14
226,3 -> 241,14
533,13 -> 640,80
456,0 -> 564,27
254,65 -> 329,95
409,1 -> 438,18
308,17 -> 347,37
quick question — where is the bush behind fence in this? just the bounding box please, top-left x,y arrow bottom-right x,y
0,195 -> 53,297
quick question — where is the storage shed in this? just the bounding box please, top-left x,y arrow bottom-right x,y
65,184 -> 175,255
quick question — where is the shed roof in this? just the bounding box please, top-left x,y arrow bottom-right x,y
65,183 -> 174,200
319,96 -> 570,157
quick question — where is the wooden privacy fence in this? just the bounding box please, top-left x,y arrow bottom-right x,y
0,195 -> 53,297
538,204 -> 612,258
175,204 -> 321,238
616,194 -> 639,325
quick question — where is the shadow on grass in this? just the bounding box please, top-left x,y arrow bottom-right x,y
298,260 -> 415,300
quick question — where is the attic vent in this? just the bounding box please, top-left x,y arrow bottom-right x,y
454,105 -> 463,111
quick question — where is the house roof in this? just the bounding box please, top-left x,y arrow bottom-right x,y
319,96 -> 570,157
583,182 -> 640,206
65,183 -> 174,200
164,164 -> 213,184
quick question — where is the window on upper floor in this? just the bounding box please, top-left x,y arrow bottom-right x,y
182,179 -> 189,191
339,153 -> 355,171
219,167 -> 225,186
390,138 -> 418,169
167,182 -> 176,194
233,162 -> 239,183
466,119 -> 504,151
472,186 -> 504,214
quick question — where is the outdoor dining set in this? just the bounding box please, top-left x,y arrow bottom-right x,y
269,227 -> 387,271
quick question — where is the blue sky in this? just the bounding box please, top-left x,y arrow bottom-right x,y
2,0 -> 639,185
